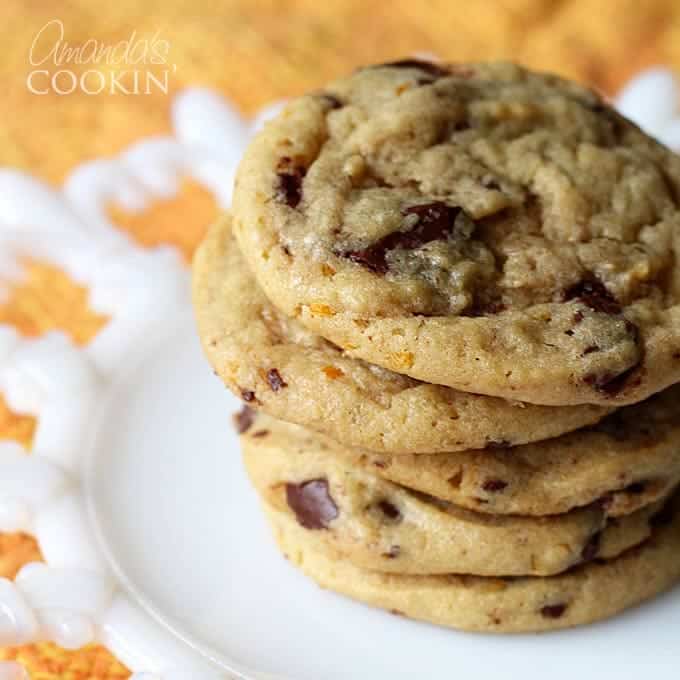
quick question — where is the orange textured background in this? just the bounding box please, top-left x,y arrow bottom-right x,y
1,0 -> 679,676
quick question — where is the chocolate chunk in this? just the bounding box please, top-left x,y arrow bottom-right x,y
377,500 -> 402,521
581,531 -> 601,562
540,603 -> 568,619
673,351 -> 680,360
482,479 -> 508,492
625,481 -> 646,495
370,58 -> 450,79
241,389 -> 256,402
582,345 -> 600,356
286,479 -> 339,530
276,157 -> 306,208
266,368 -> 288,391
342,202 -> 465,274
233,406 -> 254,434
401,203 -> 466,244
563,276 -> 622,315
573,310 -> 585,324
344,247 -> 389,274
584,361 -> 642,397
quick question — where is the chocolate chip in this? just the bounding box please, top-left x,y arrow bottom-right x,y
382,545 -> 401,559
369,58 -> 450,79
241,389 -> 256,402
344,247 -> 389,274
401,203 -> 466,243
581,531 -> 601,562
540,603 -> 568,619
584,361 -> 642,397
266,368 -> 288,391
573,310 -> 585,324
377,500 -> 402,521
581,345 -> 600,356
624,481 -> 646,495
372,460 -> 388,469
563,276 -> 622,315
233,406 -> 254,434
286,479 -> 339,529
673,351 -> 680,360
276,157 -> 306,208
251,429 -> 270,438
341,202 -> 466,274
482,479 -> 508,492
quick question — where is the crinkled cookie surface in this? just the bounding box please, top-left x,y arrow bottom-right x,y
233,61 -> 680,405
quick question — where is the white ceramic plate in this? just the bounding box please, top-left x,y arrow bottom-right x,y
85,319 -> 680,680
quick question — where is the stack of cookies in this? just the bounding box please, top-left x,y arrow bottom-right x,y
193,61 -> 680,632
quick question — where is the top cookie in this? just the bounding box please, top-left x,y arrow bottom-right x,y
233,60 -> 680,406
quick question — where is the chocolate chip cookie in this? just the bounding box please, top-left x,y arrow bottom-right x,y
232,60 -> 680,406
244,383 -> 680,517
242,416 -> 670,577
264,491 -> 680,632
193,216 -> 609,453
